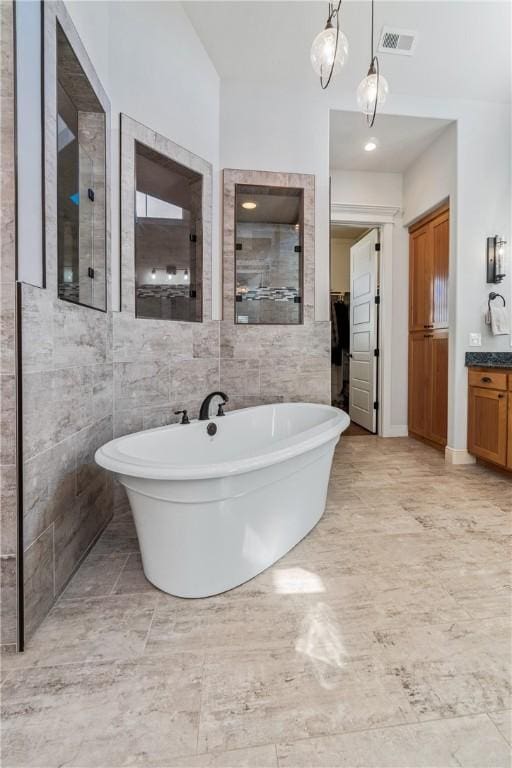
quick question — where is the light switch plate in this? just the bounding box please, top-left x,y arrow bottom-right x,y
469,332 -> 482,347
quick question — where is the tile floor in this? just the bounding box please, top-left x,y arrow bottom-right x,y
1,436 -> 511,767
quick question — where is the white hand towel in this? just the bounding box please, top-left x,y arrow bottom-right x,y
490,305 -> 510,336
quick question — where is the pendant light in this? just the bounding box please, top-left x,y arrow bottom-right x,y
310,1 -> 348,90
357,0 -> 389,127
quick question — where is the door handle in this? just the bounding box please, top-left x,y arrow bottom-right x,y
423,334 -> 433,338
423,324 -> 434,329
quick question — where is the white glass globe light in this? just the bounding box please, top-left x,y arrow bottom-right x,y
310,26 -> 348,79
357,71 -> 389,115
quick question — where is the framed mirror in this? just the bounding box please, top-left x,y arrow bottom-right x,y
234,184 -> 304,324
57,22 -> 106,311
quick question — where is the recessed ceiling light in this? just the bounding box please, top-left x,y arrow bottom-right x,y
364,138 -> 378,152
242,201 -> 257,210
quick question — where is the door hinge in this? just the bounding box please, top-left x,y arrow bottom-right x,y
235,243 -> 242,251
374,295 -> 380,304
189,234 -> 197,243
375,242 -> 381,251
294,245 -> 302,253
87,188 -> 95,202
374,348 -> 379,357
87,267 -> 94,279
374,400 -> 379,410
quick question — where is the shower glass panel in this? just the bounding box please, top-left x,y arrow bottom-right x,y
57,24 -> 106,310
234,184 -> 304,324
135,142 -> 203,322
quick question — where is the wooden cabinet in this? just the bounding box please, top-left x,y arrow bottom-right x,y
468,366 -> 512,471
408,330 -> 448,446
408,204 -> 449,448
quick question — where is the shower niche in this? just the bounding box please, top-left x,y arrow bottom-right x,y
234,184 -> 304,324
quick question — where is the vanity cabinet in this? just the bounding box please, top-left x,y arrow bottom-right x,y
468,367 -> 512,471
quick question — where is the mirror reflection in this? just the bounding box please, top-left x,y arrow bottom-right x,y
135,142 -> 203,322
57,23 -> 106,310
235,184 -> 304,324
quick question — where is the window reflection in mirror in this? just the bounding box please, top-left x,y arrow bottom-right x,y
135,142 -> 203,322
57,23 -> 106,310
235,184 -> 304,324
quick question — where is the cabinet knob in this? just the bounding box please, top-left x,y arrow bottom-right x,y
423,324 -> 434,329
481,376 -> 492,383
498,393 -> 504,399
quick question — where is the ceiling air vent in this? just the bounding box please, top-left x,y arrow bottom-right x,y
378,26 -> 417,56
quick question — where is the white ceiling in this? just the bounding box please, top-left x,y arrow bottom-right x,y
184,1 -> 511,104
331,224 -> 370,239
330,110 -> 453,171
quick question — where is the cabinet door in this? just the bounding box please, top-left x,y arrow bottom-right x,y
468,387 -> 508,467
508,394 -> 512,470
409,226 -> 433,332
408,332 -> 432,439
431,211 -> 449,329
429,330 -> 448,446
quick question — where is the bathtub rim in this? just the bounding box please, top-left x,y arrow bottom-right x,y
95,402 -> 349,481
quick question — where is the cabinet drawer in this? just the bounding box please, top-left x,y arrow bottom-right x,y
468,370 -> 507,391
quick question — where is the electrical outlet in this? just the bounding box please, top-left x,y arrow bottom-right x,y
469,333 -> 482,347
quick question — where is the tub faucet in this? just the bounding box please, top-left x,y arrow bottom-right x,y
199,392 -> 228,421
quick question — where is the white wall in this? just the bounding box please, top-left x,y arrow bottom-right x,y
403,124 -> 455,226
66,0 -> 221,316
331,170 -> 402,209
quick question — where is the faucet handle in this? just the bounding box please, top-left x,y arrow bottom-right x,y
174,409 -> 190,425
217,402 -> 226,417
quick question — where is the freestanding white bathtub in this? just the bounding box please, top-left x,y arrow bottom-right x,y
95,402 -> 349,598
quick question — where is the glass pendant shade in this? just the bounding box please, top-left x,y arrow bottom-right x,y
310,26 -> 348,78
357,70 -> 389,115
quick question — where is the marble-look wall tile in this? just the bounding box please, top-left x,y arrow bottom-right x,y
23,526 -> 54,641
0,373 -> 15,465
114,361 -> 170,411
0,555 -> 17,645
23,437 -> 76,550
220,359 -> 260,397
0,0 -> 18,648
0,464 -> 16,554
18,1 -> 114,642
0,281 -> 15,375
171,359 -> 219,402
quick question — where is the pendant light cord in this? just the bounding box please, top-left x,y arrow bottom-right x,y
320,0 -> 343,90
367,0 -> 379,127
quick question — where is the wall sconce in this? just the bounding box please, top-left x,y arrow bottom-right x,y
151,268 -> 156,280
183,269 -> 189,283
486,235 -> 507,284
167,265 -> 176,280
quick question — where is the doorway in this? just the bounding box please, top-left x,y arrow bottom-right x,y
330,224 -> 380,435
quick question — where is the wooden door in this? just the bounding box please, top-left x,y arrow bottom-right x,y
409,225 -> 433,331
468,387 -> 508,467
349,229 -> 379,433
408,332 -> 432,439
508,392 -> 512,470
429,330 -> 449,445
431,211 -> 449,328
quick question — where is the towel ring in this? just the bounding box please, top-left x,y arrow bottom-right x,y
488,292 -> 506,311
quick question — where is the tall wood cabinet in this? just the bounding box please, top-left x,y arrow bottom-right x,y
408,205 -> 449,448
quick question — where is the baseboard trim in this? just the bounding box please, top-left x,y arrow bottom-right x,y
382,425 -> 408,438
445,446 -> 476,465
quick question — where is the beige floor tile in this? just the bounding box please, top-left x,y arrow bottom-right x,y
197,647 -> 418,753
276,713 -> 511,767
1,653 -> 203,767
489,710 -> 512,745
61,553 -> 129,599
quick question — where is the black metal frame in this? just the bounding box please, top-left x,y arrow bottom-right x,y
55,21 -> 108,314
233,182 -> 305,327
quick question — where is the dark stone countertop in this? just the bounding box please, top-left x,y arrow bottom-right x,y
465,351 -> 512,368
